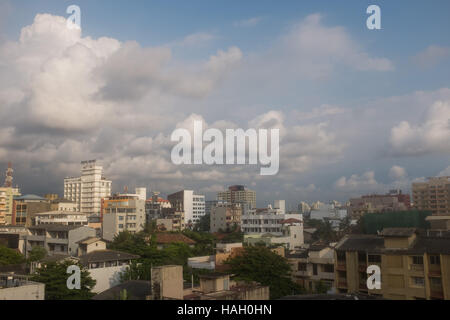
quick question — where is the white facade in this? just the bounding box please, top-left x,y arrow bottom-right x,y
64,160 -> 111,216
168,190 -> 205,225
241,200 -> 302,236
34,211 -> 88,226
135,187 -> 147,201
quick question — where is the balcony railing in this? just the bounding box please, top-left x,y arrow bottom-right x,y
338,280 -> 347,288
410,264 -> 424,272
336,262 -> 346,271
430,288 -> 444,299
428,268 -> 441,277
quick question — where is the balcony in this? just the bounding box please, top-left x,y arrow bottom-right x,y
336,262 -> 346,271
410,264 -> 424,272
358,264 -> 368,272
428,268 -> 441,277
337,280 -> 347,288
430,288 -> 444,300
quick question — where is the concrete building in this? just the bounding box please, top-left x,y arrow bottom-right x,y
0,225 -> 28,254
34,211 -> 88,226
145,192 -> 172,220
26,225 -> 96,257
334,228 -> 450,300
79,249 -> 140,294
287,243 -> 336,293
12,195 -> 51,227
0,274 -> 45,300
168,190 -> 205,226
298,201 -> 311,214
348,190 -> 410,219
0,187 -> 21,226
210,202 -> 242,233
244,218 -> 304,250
217,185 -> 256,209
49,198 -> 77,212
151,265 -> 184,300
102,194 -> 146,241
64,160 -> 112,216
412,176 -> 450,216
241,200 -> 302,236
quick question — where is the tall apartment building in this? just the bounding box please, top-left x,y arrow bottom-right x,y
217,185 -> 256,209
101,194 -> 146,241
167,190 -> 205,226
348,190 -> 410,219
210,202 -> 242,233
0,187 -> 21,225
412,176 -> 450,216
64,160 -> 112,216
334,228 -> 450,300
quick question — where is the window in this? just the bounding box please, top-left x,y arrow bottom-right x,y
430,255 -> 440,265
323,264 -> 334,273
411,277 -> 425,287
118,224 -> 124,229
412,256 -> 424,265
368,255 -> 381,263
313,264 -> 318,276
298,263 -> 307,271
430,277 -> 442,286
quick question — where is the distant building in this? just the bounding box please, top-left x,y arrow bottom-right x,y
298,202 -> 311,214
210,202 -> 242,233
217,185 -> 256,209
145,192 -> 172,220
152,232 -> 196,250
335,228 -> 450,300
412,176 -> 450,216
64,160 -> 112,216
348,190 -> 410,219
168,190 -> 205,226
0,187 -> 21,225
102,194 -> 146,241
34,211 -> 88,226
12,195 -> 51,227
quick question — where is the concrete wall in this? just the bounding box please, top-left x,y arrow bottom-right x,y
89,265 -> 129,293
151,265 -> 183,300
0,283 -> 45,300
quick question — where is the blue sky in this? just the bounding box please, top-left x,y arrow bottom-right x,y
1,0 -> 450,208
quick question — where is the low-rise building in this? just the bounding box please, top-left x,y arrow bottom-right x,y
210,202 -> 242,233
26,225 -> 96,257
34,211 -> 88,226
334,228 -> 450,300
287,243 -> 336,293
12,195 -> 51,227
348,190 -> 410,219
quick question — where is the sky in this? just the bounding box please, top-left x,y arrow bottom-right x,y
0,0 -> 449,209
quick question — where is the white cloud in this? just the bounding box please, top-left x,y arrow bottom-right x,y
438,166 -> 450,177
412,45 -> 450,68
233,17 -> 263,27
334,171 -> 381,192
172,32 -> 216,47
390,100 -> 450,156
389,165 -> 407,180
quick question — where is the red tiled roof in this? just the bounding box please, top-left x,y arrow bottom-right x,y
281,218 -> 302,224
155,233 -> 196,245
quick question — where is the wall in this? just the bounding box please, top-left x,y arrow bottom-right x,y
89,265 -> 129,293
0,283 -> 45,300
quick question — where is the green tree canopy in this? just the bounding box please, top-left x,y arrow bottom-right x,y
28,246 -> 47,262
31,260 -> 96,300
0,245 -> 25,266
225,246 -> 304,299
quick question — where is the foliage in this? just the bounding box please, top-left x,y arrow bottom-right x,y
31,260 -> 96,300
28,246 -> 47,262
314,280 -> 330,294
225,245 -> 304,299
307,219 -> 338,242
193,213 -> 210,232
0,245 -> 25,266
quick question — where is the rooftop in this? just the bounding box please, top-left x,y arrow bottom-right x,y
381,228 -> 417,237
92,280 -> 151,300
28,225 -> 83,232
155,233 -> 196,245
14,194 -> 47,201
79,250 -> 140,265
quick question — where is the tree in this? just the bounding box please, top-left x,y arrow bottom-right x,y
225,246 -> 304,299
314,280 -> 330,294
0,245 -> 25,266
194,214 -> 210,232
28,246 -> 47,262
31,260 -> 96,300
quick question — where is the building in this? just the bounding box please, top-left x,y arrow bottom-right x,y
244,218 -> 304,250
152,232 -> 196,250
102,194 -> 146,241
151,265 -> 184,300
64,160 -> 112,216
26,225 -> 96,257
12,195 -> 51,227
145,192 -> 172,220
412,176 -> 450,216
167,190 -> 205,226
287,243 -> 336,293
34,211 -> 88,226
241,200 -> 302,236
217,185 -> 256,209
309,202 -> 348,230
49,198 -> 77,212
334,228 -> 450,300
0,187 -> 21,226
348,190 -> 410,219
0,225 -> 28,254
298,202 -> 311,214
0,274 -> 45,300
79,249 -> 140,293
187,243 -> 244,271
210,202 -> 242,233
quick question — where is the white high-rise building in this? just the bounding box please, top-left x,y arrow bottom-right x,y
168,190 -> 205,226
64,160 -> 112,216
